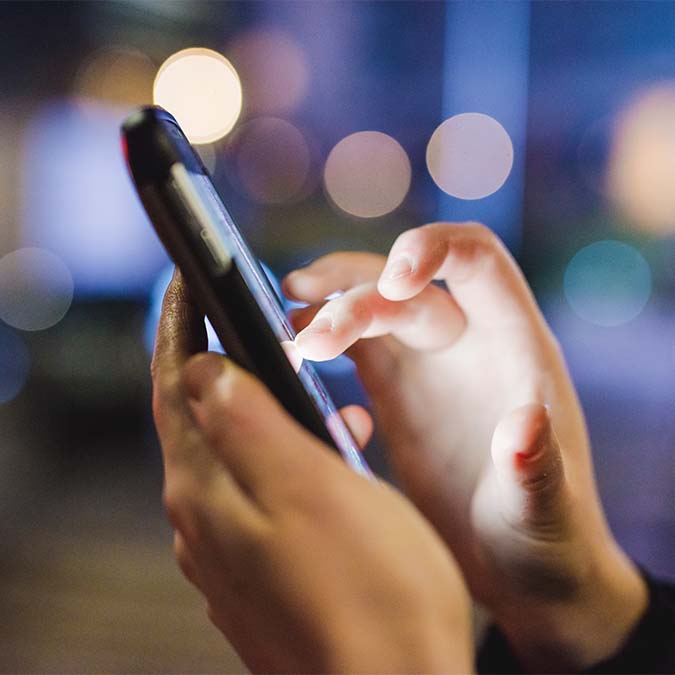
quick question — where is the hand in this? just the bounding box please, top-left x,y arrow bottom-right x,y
151,270 -> 474,674
284,222 -> 647,672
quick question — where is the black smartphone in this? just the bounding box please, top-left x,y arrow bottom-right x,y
122,106 -> 371,478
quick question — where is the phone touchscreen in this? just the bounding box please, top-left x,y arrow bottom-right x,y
170,162 -> 372,478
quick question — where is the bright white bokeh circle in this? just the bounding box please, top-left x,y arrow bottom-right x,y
426,113 -> 514,200
564,240 -> 652,327
324,131 -> 411,218
0,248 -> 74,331
153,47 -> 242,144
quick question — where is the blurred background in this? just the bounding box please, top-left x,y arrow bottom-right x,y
1,1 -> 674,671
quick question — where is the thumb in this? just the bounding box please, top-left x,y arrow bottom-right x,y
490,403 -> 569,533
182,352 -> 331,495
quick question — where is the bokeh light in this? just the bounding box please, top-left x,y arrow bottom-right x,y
153,47 -> 242,144
0,248 -> 74,331
0,324 -> 30,405
564,240 -> 652,327
426,113 -> 514,199
607,83 -> 675,235
23,101 -> 169,296
74,45 -> 155,107
232,117 -> 312,204
323,131 -> 411,218
228,28 -> 309,114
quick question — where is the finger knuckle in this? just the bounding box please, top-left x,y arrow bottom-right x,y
462,220 -> 492,243
522,456 -> 565,505
452,223 -> 502,280
460,221 -> 497,252
521,469 -> 556,495
348,294 -> 374,324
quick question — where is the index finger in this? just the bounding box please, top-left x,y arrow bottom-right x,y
151,267 -> 208,451
377,222 -> 543,327
151,268 -> 208,387
153,272 -> 264,540
282,251 -> 386,303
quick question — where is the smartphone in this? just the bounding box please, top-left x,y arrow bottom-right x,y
121,106 -> 371,478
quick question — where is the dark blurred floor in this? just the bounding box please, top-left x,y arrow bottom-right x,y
0,421 -> 246,674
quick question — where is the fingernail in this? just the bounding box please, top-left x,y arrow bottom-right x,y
383,255 -> 413,281
516,409 -> 551,461
185,355 -> 228,402
302,314 -> 334,334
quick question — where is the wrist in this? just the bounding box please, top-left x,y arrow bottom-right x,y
494,541 -> 648,673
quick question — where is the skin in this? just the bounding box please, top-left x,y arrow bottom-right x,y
285,222 -> 648,673
151,269 -> 474,674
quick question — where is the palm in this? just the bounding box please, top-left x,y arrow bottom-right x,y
352,315 -> 587,605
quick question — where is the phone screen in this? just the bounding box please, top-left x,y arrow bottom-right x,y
169,162 -> 372,478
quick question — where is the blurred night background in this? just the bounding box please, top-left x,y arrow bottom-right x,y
1,1 -> 675,671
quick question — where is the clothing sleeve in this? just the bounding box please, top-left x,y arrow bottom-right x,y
477,570 -> 675,674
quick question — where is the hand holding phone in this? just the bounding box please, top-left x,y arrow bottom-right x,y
122,106 -> 371,477
151,269 -> 473,673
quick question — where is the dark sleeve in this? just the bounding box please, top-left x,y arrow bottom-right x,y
477,571 -> 675,674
